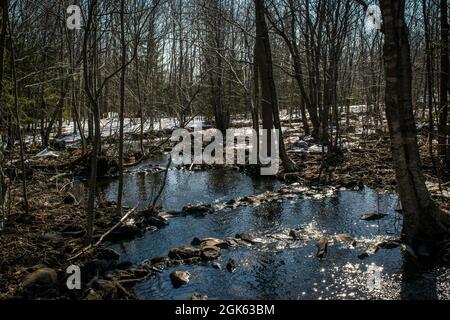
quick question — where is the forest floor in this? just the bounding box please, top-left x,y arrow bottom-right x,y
1,113 -> 449,299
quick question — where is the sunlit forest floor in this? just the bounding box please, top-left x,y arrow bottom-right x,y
1,108 -> 449,300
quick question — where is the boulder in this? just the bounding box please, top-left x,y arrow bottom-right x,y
129,268 -> 150,279
316,237 -> 328,259
145,215 -> 169,228
224,237 -> 240,247
376,239 -> 401,250
108,224 -> 143,241
200,246 -> 221,261
21,267 -> 58,293
84,289 -> 103,300
235,233 -> 256,244
150,256 -> 167,265
335,234 -> 357,247
89,279 -> 117,299
170,271 -> 191,288
184,257 -> 202,265
169,246 -> 201,260
191,237 -> 202,246
199,238 -> 229,249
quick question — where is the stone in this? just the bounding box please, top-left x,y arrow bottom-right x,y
200,238 -> 229,249
316,237 -> 328,258
289,229 -> 303,240
191,237 -> 202,246
376,239 -> 401,250
191,294 -> 208,300
150,256 -> 167,265
235,233 -> 256,244
200,246 -> 221,261
84,289 -> 103,300
183,203 -> 211,215
146,215 -> 169,228
21,268 -> 57,292
360,212 -> 388,221
335,234 -> 357,247
226,259 -> 237,273
211,262 -> 221,270
169,247 -> 201,260
184,257 -> 202,265
130,268 -> 149,279
358,253 -> 370,260
96,248 -> 120,261
108,224 -> 143,241
90,279 -> 117,299
170,271 -> 191,288
224,237 -> 240,247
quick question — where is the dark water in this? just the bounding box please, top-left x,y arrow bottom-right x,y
82,156 -> 449,300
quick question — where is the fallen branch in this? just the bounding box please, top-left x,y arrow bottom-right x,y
68,206 -> 137,261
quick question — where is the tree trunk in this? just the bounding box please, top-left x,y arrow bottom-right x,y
438,0 -> 449,166
9,17 -> 29,216
117,0 -> 126,215
422,0 -> 436,170
380,0 -> 448,248
0,0 -> 7,227
84,0 -> 100,244
254,0 -> 296,172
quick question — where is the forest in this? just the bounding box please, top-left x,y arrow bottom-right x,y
0,0 -> 449,301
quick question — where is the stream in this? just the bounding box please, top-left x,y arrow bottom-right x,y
77,155 -> 450,300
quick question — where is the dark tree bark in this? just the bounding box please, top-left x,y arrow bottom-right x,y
422,0 -> 436,170
379,0 -> 448,248
254,0 -> 296,173
438,0 -> 449,166
0,0 -> 7,223
0,0 -> 7,103
117,0 -> 126,215
83,0 -> 100,244
267,0 -> 318,138
204,0 -> 229,133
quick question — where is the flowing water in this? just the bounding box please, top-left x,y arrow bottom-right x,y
79,155 -> 450,300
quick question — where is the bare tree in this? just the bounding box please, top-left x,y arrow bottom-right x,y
355,0 -> 449,249
255,0 -> 296,172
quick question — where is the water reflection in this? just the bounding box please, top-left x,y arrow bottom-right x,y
401,255 -> 438,300
73,159 -> 448,300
